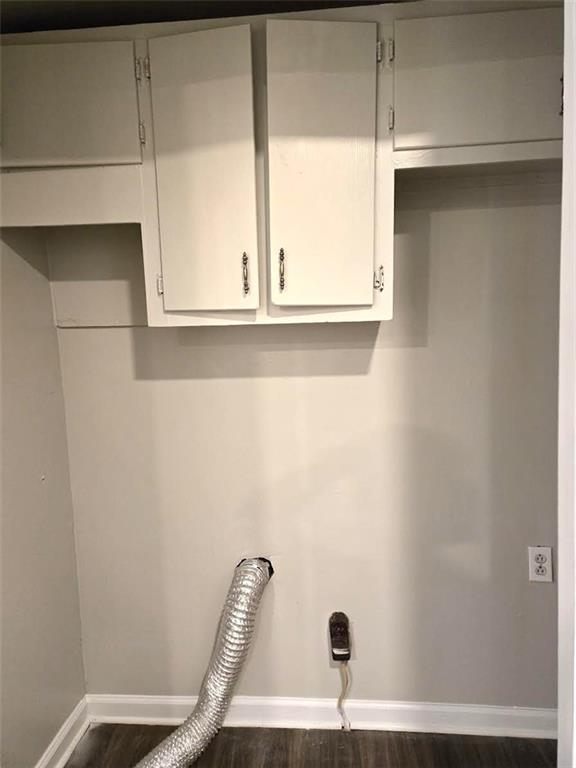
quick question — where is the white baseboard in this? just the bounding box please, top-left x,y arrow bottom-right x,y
32,692 -> 557,768
35,698 -> 90,768
85,694 -> 557,740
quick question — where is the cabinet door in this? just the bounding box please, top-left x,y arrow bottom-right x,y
1,42 -> 141,167
267,20 -> 377,307
394,8 -> 563,150
149,25 -> 259,311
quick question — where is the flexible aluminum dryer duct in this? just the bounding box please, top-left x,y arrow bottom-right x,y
136,557 -> 273,768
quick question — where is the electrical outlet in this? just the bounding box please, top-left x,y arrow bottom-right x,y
528,546 -> 553,582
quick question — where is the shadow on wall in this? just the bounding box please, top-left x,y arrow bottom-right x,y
46,224 -> 148,328
129,207 -> 431,380
129,170 -> 561,383
1,228 -> 50,278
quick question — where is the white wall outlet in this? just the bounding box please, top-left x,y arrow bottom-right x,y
528,546 -> 553,583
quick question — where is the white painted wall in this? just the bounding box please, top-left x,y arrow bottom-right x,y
56,173 -> 560,707
0,229 -> 85,768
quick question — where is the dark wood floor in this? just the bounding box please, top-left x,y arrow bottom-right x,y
65,723 -> 557,768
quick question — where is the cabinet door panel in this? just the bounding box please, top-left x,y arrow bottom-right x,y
394,9 -> 563,150
149,25 -> 259,311
1,42 -> 141,167
267,20 -> 377,307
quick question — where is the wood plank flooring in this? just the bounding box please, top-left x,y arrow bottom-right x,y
65,724 -> 557,768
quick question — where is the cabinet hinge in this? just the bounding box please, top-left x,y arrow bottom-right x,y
138,121 -> 146,145
135,56 -> 151,83
374,265 -> 384,292
387,106 -> 395,131
385,38 -> 395,65
156,275 -> 164,295
377,38 -> 394,66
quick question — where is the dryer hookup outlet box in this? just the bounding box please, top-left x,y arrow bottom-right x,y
329,612 -> 351,662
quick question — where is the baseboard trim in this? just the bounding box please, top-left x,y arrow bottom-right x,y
85,694 -> 557,739
28,692 -> 558,768
35,698 -> 89,768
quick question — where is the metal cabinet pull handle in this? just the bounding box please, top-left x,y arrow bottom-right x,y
279,248 -> 285,292
242,252 -> 249,295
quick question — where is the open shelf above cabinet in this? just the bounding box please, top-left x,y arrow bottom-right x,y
393,141 -> 563,177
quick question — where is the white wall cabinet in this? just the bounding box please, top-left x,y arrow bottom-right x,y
149,25 -> 260,311
0,17 -> 393,326
139,16 -> 393,325
267,20 -> 378,308
394,8 -> 563,151
4,4 -> 562,327
1,41 -> 142,168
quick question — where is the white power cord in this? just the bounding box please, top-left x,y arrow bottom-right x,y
337,661 -> 351,731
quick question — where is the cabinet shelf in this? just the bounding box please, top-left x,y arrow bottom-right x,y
393,140 -> 562,177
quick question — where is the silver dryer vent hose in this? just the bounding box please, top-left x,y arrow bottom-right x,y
135,557 -> 273,768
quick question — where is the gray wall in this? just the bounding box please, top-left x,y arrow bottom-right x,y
1,230 -> 85,768
56,173 -> 560,707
